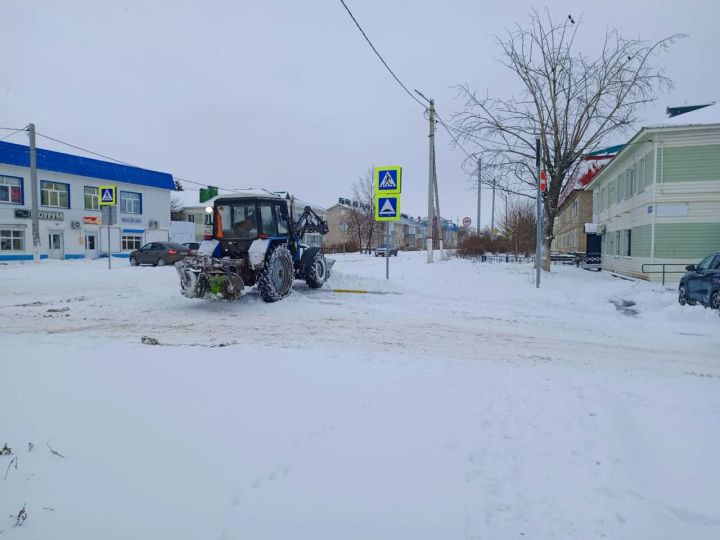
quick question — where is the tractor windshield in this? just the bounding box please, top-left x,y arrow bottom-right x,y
216,202 -> 258,239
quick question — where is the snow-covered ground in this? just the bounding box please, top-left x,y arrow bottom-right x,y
1,253 -> 719,539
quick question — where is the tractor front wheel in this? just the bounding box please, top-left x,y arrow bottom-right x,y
258,244 -> 294,302
305,250 -> 329,289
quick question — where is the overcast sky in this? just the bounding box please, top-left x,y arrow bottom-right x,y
2,0 -> 718,227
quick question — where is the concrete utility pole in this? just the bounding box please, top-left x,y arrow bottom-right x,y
426,99 -> 435,263
432,148 -> 444,259
535,137 -> 542,288
490,179 -> 496,241
477,158 -> 481,237
28,123 -> 40,262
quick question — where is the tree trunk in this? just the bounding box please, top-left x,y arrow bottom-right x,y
541,236 -> 552,272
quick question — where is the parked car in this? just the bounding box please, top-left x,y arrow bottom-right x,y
129,242 -> 192,267
182,242 -> 201,253
374,245 -> 398,257
678,252 -> 720,314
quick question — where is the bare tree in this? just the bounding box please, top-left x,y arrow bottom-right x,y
454,9 -> 681,270
498,197 -> 536,256
348,167 -> 377,253
170,196 -> 184,221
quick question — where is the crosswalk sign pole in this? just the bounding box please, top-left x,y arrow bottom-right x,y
385,224 -> 390,280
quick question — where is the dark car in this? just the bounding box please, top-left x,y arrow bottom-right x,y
374,245 -> 398,257
129,242 -> 192,267
182,242 -> 201,253
678,252 -> 720,314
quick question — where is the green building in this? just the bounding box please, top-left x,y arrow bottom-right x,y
585,124 -> 720,282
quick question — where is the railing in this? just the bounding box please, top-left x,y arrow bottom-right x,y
640,263 -> 689,286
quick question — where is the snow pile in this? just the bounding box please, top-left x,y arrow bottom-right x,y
1,252 -> 719,539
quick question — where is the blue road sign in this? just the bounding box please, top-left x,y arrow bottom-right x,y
375,196 -> 400,221
99,185 -> 117,206
374,166 -> 402,195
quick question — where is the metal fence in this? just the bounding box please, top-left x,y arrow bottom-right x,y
640,263 -> 689,286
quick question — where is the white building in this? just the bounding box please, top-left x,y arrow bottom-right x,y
0,140 -> 175,261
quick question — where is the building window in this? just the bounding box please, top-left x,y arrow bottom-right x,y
187,214 -> 195,223
572,200 -> 578,218
0,229 -> 24,251
120,191 -> 142,214
0,176 -> 23,204
84,186 -> 99,210
40,181 -> 69,208
622,229 -> 632,256
121,235 -> 142,250
203,213 -> 213,226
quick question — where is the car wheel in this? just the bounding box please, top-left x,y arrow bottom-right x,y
710,291 -> 720,311
678,285 -> 696,306
129,256 -> 138,267
156,257 -> 166,267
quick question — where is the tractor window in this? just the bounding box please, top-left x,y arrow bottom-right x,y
260,203 -> 278,237
230,203 -> 258,239
274,203 -> 289,235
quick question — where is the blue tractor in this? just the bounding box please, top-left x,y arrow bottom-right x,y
176,191 -> 332,302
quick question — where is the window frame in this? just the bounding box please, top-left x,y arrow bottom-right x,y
120,191 -> 143,214
40,180 -> 70,209
84,186 -> 100,210
0,175 -> 24,205
121,235 -> 143,251
0,229 -> 24,251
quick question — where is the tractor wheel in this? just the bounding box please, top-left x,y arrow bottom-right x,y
305,250 -> 329,289
257,244 -> 294,302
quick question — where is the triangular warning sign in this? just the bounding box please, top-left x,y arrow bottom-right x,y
379,171 -> 396,189
102,190 -> 114,202
379,198 -> 396,215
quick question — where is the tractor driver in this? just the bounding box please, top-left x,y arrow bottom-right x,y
235,216 -> 257,238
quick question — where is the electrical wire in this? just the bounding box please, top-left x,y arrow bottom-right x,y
0,127 -> 28,143
338,0 -> 426,110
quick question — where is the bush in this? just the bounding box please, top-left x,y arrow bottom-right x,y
456,236 -> 510,258
322,241 -> 360,254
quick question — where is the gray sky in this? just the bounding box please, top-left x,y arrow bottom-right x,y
2,0 -> 719,227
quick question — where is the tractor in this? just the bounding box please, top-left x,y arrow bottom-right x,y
176,191 -> 332,302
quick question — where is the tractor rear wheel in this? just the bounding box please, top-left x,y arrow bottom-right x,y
258,244 -> 294,302
305,250 -> 328,289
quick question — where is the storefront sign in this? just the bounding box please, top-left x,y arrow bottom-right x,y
84,216 -> 101,225
121,217 -> 142,224
14,209 -> 31,219
38,211 -> 64,221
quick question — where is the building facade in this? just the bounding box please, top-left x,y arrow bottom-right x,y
0,140 -> 174,261
586,124 -> 720,281
552,189 -> 593,253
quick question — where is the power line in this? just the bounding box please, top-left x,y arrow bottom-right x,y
338,0 -> 426,110
0,126 -> 27,131
0,127 -> 28,143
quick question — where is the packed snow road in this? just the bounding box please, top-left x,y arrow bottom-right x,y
1,253 -> 719,539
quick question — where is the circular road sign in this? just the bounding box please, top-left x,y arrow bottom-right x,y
462,217 -> 472,227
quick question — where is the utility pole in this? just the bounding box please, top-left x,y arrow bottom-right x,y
432,148 -> 444,259
426,99 -> 435,263
535,137 -> 542,288
490,179 -> 496,241
477,158 -> 481,237
28,123 -> 40,262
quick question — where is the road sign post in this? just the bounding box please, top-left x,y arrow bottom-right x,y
100,185 -> 117,270
463,216 -> 472,227
374,166 -> 402,280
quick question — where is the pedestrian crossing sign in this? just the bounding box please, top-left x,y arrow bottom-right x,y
374,166 -> 402,195
99,185 -> 117,206
375,195 -> 400,221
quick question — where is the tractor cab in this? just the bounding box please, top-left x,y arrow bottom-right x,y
212,194 -> 291,257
